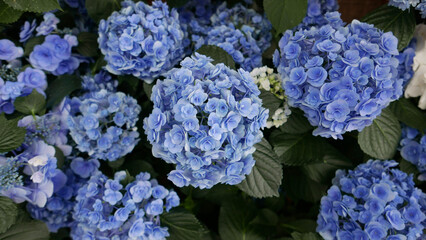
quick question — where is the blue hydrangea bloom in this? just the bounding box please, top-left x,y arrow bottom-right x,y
317,160 -> 426,240
71,170 -> 179,239
29,34 -> 80,75
417,2 -> 426,18
27,157 -> 99,232
399,126 -> 426,181
143,53 -> 268,189
0,141 -> 63,208
273,15 -> 403,139
81,70 -> 118,93
36,13 -> 60,36
20,20 -> 37,43
388,0 -> 426,18
0,39 -> 23,61
204,2 -> 272,71
397,39 -> 416,87
67,89 -> 141,161
98,0 -> 185,82
297,0 -> 340,29
0,66 -> 48,114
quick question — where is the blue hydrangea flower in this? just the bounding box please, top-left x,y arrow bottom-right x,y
0,66 -> 48,114
399,126 -> 426,181
36,13 -> 60,36
0,141 -> 63,208
143,53 -> 268,189
0,39 -> 23,61
397,39 -> 416,87
317,160 -> 426,240
417,2 -> 426,18
98,0 -> 185,82
388,0 -> 426,18
67,89 -> 141,161
20,20 -> 37,43
273,15 -> 403,139
71,170 -> 179,239
297,0 -> 340,29
27,157 -> 99,232
29,34 -> 80,75
204,2 -> 272,71
81,70 -> 118,93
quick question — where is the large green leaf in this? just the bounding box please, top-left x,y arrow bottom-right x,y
219,199 -> 263,240
0,114 -> 26,153
0,1 -> 22,24
3,0 -> 60,13
362,5 -> 416,51
259,90 -> 282,120
196,45 -> 236,69
76,32 -> 99,57
389,98 -> 426,130
0,197 -> 18,234
279,108 -> 313,134
85,0 -> 121,23
358,108 -> 401,159
46,75 -> 81,109
237,138 -> 283,198
270,131 -> 328,165
14,89 -> 46,115
0,220 -> 49,240
160,207 -> 209,240
263,0 -> 308,35
283,167 -> 328,203
291,232 -> 322,240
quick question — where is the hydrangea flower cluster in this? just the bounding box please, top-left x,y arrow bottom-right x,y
81,70 -> 118,93
0,141 -> 63,208
317,160 -> 426,240
27,158 -> 100,232
274,15 -> 404,139
71,170 -> 180,239
67,89 -> 141,161
205,3 -> 272,71
297,0 -> 340,29
29,34 -> 80,76
397,39 -> 416,86
250,66 -> 291,128
399,126 -> 426,181
389,0 -> 426,18
98,0 -> 185,83
144,53 -> 268,189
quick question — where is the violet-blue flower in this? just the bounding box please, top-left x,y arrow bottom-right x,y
399,126 -> 426,181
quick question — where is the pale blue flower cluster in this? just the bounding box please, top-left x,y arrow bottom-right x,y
71,170 -> 180,240
0,156 -> 23,192
397,40 -> 416,86
205,2 -> 272,71
81,70 -> 118,93
399,126 -> 426,181
20,20 -> 37,43
27,157 -> 100,232
36,13 -> 60,36
29,34 -> 80,76
67,89 -> 141,161
0,65 -> 47,114
317,160 -> 426,240
144,53 -> 268,189
389,0 -> 426,18
0,141 -> 63,208
273,15 -> 403,139
297,0 -> 340,29
98,0 -> 185,83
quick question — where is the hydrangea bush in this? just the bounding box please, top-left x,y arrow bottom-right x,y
274,14 -> 404,139
400,126 -> 426,181
317,160 -> 426,240
144,53 -> 268,189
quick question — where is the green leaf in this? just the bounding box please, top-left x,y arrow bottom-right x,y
196,45 -> 236,69
389,98 -> 426,130
143,81 -> 154,99
76,32 -> 99,57
0,1 -> 22,24
3,0 -> 61,13
249,209 -> 279,236
85,0 -> 121,23
0,114 -> 26,153
46,75 -> 81,109
160,207 -> 209,240
283,167 -> 328,202
237,138 -> 283,198
399,158 -> 419,176
263,0 -> 308,35
279,108 -> 313,134
270,131 -> 329,165
281,219 -> 317,233
291,232 -> 322,240
24,36 -> 45,56
362,5 -> 416,51
0,197 -> 18,234
168,0 -> 188,8
0,220 -> 49,240
219,199 -> 263,240
259,90 -> 282,120
14,89 -> 46,115
358,108 -> 401,159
